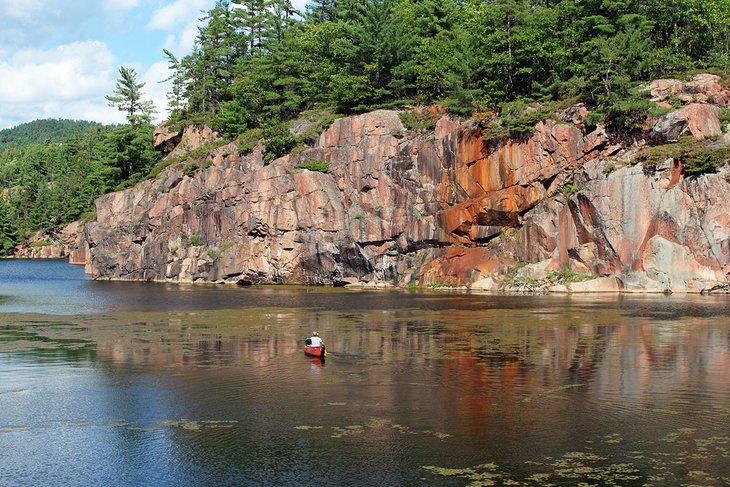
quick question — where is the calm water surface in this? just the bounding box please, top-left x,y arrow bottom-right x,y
1,260 -> 729,485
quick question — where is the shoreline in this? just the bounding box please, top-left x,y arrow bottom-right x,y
3,256 -> 729,295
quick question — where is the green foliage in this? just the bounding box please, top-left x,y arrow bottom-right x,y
719,108 -> 730,132
29,240 -> 51,248
207,241 -> 234,261
0,198 -> 17,254
480,101 -> 558,141
329,74 -> 373,113
262,123 -> 297,163
559,181 -> 580,195
546,267 -> 593,283
295,112 -> 339,146
0,119 -> 159,252
295,160 -> 329,172
634,137 -> 730,175
501,101 -> 556,135
425,281 -> 461,289
79,208 -> 97,223
399,110 -> 438,133
584,85 -> 671,133
147,157 -> 178,180
683,147 -> 730,175
181,234 -> 205,247
584,110 -> 607,130
667,96 -> 683,109
102,124 -> 158,183
236,128 -> 265,154
0,119 -> 102,148
106,67 -> 156,125
165,0 -> 729,131
183,158 -> 213,177
608,96 -> 669,132
176,139 -> 230,177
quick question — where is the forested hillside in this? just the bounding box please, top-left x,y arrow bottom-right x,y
0,123 -> 156,253
0,119 -> 102,148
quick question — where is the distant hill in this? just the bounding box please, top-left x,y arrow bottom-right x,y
0,119 -> 103,148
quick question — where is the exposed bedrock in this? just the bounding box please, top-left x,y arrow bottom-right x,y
81,86 -> 730,292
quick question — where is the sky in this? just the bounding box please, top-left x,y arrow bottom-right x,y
0,0 -> 308,130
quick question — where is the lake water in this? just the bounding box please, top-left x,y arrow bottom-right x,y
1,259 -> 729,485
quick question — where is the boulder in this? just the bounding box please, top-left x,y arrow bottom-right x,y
168,125 -> 220,159
652,104 -> 722,142
153,124 -> 182,152
646,74 -> 730,107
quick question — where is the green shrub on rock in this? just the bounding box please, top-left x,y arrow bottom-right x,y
634,137 -> 730,175
295,160 -> 329,172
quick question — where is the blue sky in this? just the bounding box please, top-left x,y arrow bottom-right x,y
0,0 -> 308,129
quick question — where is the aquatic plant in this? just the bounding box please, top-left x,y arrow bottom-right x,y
422,429 -> 730,486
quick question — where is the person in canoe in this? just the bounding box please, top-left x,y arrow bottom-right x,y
308,331 -> 322,347
304,331 -> 326,357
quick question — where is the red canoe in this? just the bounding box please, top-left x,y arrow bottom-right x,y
304,344 -> 326,358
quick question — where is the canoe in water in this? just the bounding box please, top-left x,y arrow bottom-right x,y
304,344 -> 326,358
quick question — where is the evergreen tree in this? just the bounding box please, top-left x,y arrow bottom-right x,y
100,124 -> 158,183
186,0 -> 239,113
106,67 -> 156,124
233,0 -> 272,55
269,0 -> 299,44
0,198 -> 17,254
170,0 -> 727,135
306,0 -> 338,23
161,49 -> 186,117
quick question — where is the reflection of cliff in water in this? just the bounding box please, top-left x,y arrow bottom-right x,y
90,307 -> 730,399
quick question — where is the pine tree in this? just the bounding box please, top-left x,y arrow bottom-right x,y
161,49 -> 186,117
233,0 -> 272,55
0,198 -> 17,254
186,0 -> 239,113
106,67 -> 156,124
269,0 -> 299,44
306,0 -> 338,23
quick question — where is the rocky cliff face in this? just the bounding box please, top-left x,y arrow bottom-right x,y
14,222 -> 88,263
80,74 -> 730,292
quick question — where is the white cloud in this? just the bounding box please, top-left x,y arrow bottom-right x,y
162,18 -> 202,56
0,42 -> 115,103
148,0 -> 212,59
0,1 -> 257,129
142,61 -> 173,121
0,41 -> 125,128
103,0 -> 144,11
147,0 -> 209,31
0,0 -> 44,18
